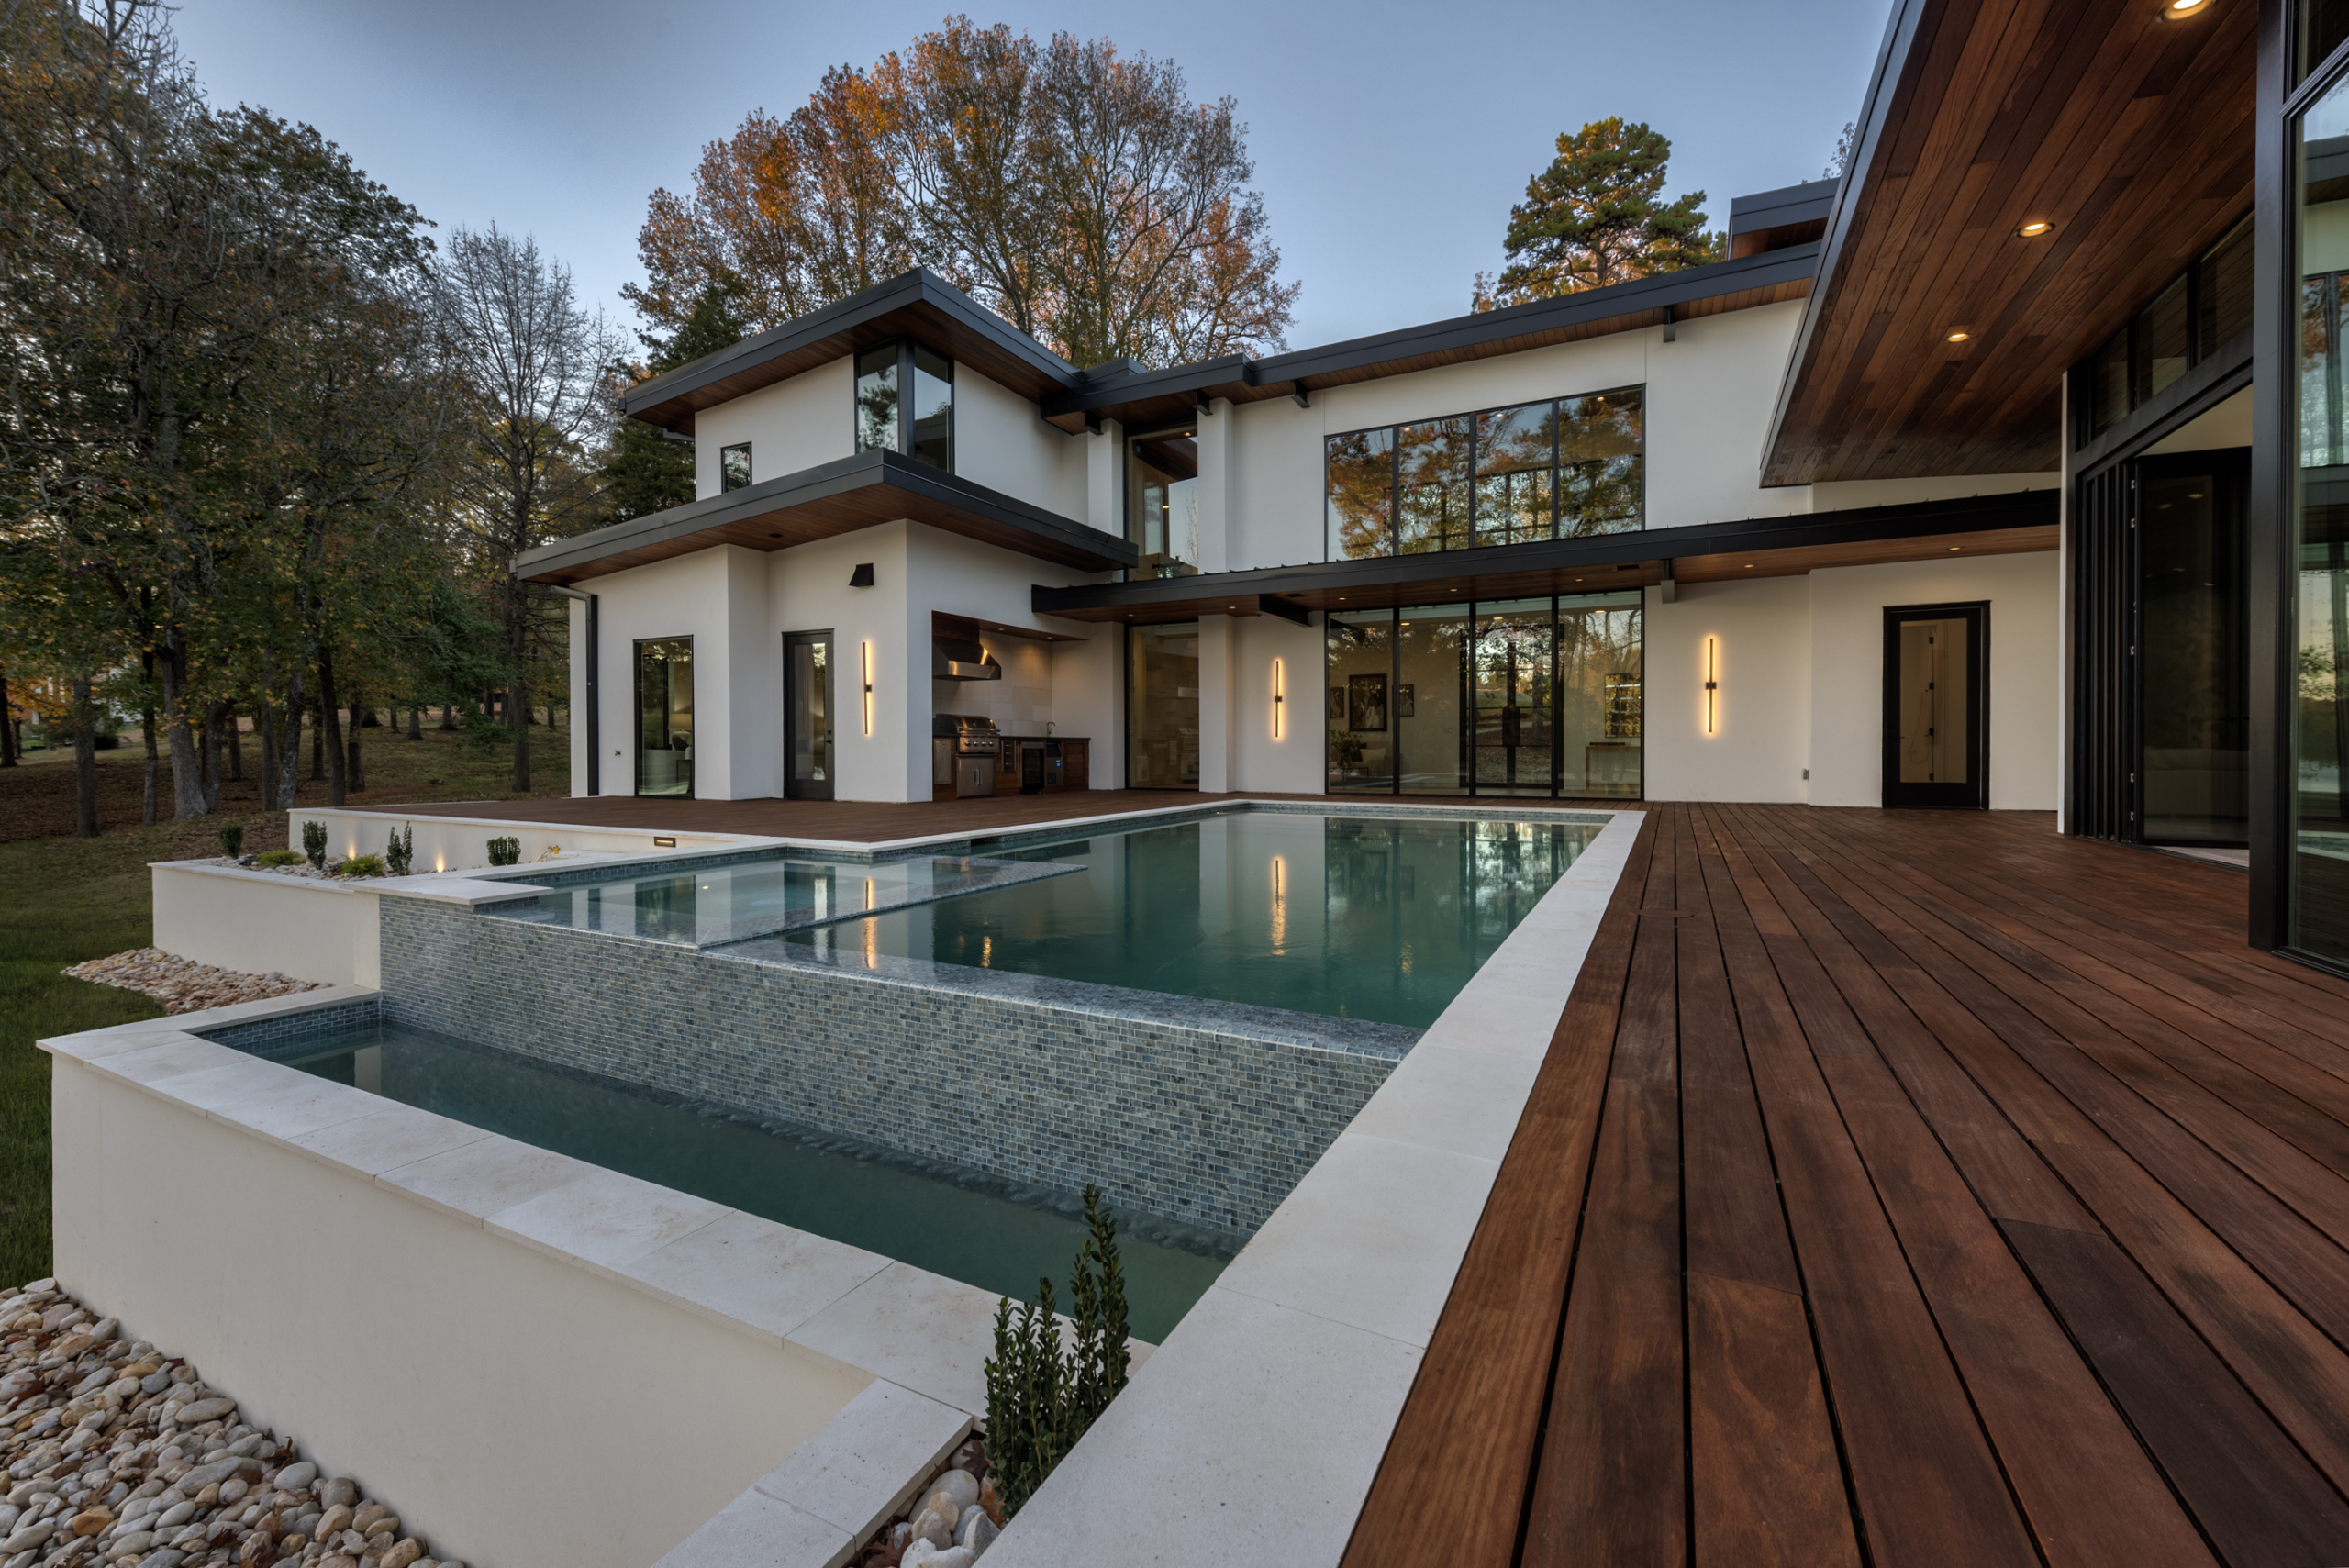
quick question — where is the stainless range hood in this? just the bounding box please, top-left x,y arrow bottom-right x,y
932,636 -> 1002,681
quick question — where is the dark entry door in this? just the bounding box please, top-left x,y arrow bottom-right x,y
785,630 -> 834,801
1883,602 -> 1988,809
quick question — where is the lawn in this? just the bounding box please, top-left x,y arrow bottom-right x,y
0,717 -> 571,1283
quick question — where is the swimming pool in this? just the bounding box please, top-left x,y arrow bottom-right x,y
262,1018 -> 1239,1342
768,812 -> 1598,1028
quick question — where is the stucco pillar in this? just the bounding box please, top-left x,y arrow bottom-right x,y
1197,615 -> 1234,794
1195,399 -> 1234,573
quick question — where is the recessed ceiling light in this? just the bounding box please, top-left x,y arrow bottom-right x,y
2161,0 -> 2210,17
1946,328 -> 1972,343
2016,219 -> 2053,238
1744,563 -> 1755,569
1950,545 -> 1962,551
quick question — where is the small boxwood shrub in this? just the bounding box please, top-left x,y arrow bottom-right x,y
301,819 -> 328,870
486,836 -> 521,867
255,849 -> 306,869
217,822 -> 244,858
340,853 -> 386,878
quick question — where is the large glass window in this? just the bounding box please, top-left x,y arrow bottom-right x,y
1126,424 -> 1200,578
634,638 -> 694,797
1327,387 -> 1642,560
1327,592 -> 1640,797
2085,214 -> 2253,440
1127,622 -> 1200,789
854,340 -> 953,472
2297,82 -> 2349,963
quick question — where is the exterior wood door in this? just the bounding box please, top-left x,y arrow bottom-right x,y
1883,603 -> 1988,809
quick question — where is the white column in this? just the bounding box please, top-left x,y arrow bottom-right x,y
1085,418 -> 1124,539
1195,398 -> 1234,573
1197,614 -> 1234,794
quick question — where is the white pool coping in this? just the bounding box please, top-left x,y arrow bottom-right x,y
87,798 -> 1646,1567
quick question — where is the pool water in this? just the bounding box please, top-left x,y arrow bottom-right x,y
273,1022 -> 1238,1342
779,813 -> 1596,1029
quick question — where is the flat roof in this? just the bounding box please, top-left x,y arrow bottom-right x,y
517,448 -> 1135,584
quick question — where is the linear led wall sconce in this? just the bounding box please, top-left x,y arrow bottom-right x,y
1704,636 -> 1720,736
1272,658 -> 1286,740
861,640 -> 874,737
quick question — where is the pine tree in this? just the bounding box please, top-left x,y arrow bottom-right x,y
598,279 -> 756,524
1482,118 -> 1724,308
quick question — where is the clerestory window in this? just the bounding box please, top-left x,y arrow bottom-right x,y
854,341 -> 954,472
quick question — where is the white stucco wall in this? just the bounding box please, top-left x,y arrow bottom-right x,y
1643,575 -> 1816,805
694,357 -> 854,497
1225,613 -> 1328,795
952,366 -> 1087,517
151,864 -> 379,986
585,547 -> 764,801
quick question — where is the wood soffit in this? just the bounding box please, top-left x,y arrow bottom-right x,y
1765,0 -> 2255,486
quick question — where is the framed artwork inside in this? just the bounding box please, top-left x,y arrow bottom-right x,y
1328,686 -> 1346,722
1347,673 -> 1389,732
1398,684 -> 1415,717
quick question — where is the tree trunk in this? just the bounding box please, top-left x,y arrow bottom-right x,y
280,664 -> 308,813
160,641 -> 209,823
508,580 -> 532,792
71,675 -> 98,839
346,684 -> 367,793
439,693 -> 458,731
320,649 -> 347,809
0,675 -> 15,767
141,706 -> 158,828
200,699 -> 228,813
407,705 -> 422,740
257,703 -> 279,812
227,706 -> 244,783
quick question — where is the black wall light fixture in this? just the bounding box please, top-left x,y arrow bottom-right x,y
850,563 -> 876,587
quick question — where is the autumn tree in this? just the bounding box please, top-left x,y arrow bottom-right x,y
629,17 -> 1298,371
1476,118 -> 1723,310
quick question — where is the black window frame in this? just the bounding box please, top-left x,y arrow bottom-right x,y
2078,213 -> 2254,445
719,441 -> 752,493
1324,384 -> 1645,562
852,338 -> 955,473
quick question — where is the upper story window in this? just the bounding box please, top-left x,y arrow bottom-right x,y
2082,214 -> 2250,441
1327,388 -> 1642,562
854,341 -> 955,472
720,442 -> 752,492
1127,424 -> 1199,578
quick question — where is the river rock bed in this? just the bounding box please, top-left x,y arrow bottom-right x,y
0,1280 -> 458,1568
851,1438 -> 1003,1568
59,951 -> 324,1016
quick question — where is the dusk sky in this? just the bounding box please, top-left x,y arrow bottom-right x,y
168,0 -> 1891,354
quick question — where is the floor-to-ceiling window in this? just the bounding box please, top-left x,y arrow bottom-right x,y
2294,62 -> 2349,962
634,638 -> 694,797
1127,622 -> 1201,789
2140,454 -> 2251,843
1126,425 -> 1200,578
1325,591 -> 1641,797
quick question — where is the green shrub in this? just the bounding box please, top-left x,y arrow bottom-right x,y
217,822 -> 244,858
340,853 -> 386,878
255,849 -> 305,870
485,835 -> 521,867
301,819 -> 328,870
384,822 -> 415,878
984,1185 -> 1130,1518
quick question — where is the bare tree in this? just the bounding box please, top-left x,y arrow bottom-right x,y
435,225 -> 621,792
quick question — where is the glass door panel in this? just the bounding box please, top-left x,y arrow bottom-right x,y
1397,605 -> 1469,795
1473,599 -> 1556,795
1127,623 -> 1201,789
1324,611 -> 1394,793
2297,78 -> 2349,962
785,631 -> 834,801
1558,595 -> 1642,797
634,638 -> 694,797
2140,454 -> 2249,844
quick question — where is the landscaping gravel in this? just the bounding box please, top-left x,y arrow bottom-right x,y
0,1280 -> 457,1568
852,1438 -> 1001,1567
58,951 -> 322,1016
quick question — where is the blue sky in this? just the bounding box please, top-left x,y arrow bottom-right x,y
170,0 -> 1889,354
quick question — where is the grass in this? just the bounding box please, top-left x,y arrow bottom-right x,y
0,717 -> 571,1282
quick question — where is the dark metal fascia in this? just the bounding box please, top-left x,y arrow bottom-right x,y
2070,341 -> 2253,481
622,269 -> 1080,423
1037,355 -> 1255,419
1729,177 -> 1842,236
1758,0 -> 1934,485
1030,489 -> 2056,615
517,448 -> 1134,580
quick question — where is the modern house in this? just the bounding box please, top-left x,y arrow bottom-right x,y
518,0 -> 2342,980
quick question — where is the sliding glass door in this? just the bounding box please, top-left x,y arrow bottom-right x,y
634,638 -> 695,797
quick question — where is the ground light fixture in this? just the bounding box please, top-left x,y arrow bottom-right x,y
861,640 -> 874,736
1704,636 -> 1720,736
1271,657 -> 1286,739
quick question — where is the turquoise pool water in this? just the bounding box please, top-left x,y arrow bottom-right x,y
271,1021 -> 1237,1342
778,812 -> 1596,1028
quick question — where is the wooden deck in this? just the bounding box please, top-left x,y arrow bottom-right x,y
1345,803 -> 2349,1568
376,789 -> 1627,842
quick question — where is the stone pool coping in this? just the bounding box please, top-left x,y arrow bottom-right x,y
38,983 -> 1162,1567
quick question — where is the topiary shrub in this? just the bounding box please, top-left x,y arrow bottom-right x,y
983,1185 -> 1130,1518
301,819 -> 328,870
485,835 -> 521,867
384,822 -> 415,878
340,853 -> 386,878
256,849 -> 305,870
217,822 -> 244,858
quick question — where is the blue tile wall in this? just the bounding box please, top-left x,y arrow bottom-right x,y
195,996 -> 383,1051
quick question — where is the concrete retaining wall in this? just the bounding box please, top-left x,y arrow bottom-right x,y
290,808 -> 764,876
151,862 -> 381,987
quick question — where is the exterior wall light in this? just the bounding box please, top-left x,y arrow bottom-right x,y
861,640 -> 874,737
1704,636 -> 1720,737
1272,657 -> 1286,740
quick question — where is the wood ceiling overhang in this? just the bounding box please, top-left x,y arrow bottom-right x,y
1030,489 -> 2057,625
515,449 -> 1135,586
1035,245 -> 1822,436
622,269 -> 1080,435
1763,0 -> 2255,486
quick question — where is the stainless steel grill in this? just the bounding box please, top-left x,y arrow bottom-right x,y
933,713 -> 1001,798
